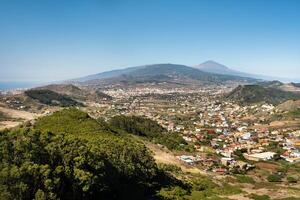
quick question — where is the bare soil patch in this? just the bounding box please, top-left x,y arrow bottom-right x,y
256,162 -> 279,172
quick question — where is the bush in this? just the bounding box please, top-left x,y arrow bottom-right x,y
267,174 -> 282,182
213,183 -> 242,196
248,194 -> 270,200
158,164 -> 182,173
158,186 -> 189,200
235,175 -> 255,184
287,176 -> 297,183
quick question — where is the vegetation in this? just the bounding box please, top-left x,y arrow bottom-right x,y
248,194 -> 270,200
0,130 -> 162,199
25,89 -> 81,107
158,175 -> 242,200
109,115 -> 188,150
0,111 -> 10,121
266,141 -> 285,155
34,108 -> 110,135
233,149 -> 247,161
158,164 -> 182,174
287,108 -> 300,118
267,173 -> 283,182
235,175 -> 255,184
226,85 -> 300,105
287,176 -> 298,183
0,109 -> 170,199
0,108 -> 250,200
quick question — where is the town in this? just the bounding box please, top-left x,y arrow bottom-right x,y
78,84 -> 300,177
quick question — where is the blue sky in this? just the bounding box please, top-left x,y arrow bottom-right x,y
0,0 -> 299,82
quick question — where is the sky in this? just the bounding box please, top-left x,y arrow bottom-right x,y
0,0 -> 299,82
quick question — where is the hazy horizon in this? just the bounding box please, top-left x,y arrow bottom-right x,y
1,0 -> 299,82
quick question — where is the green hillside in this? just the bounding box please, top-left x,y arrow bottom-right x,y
34,108 -> 108,135
0,109 -> 161,199
226,85 -> 300,105
109,115 -> 188,150
36,84 -> 112,102
25,89 -> 82,107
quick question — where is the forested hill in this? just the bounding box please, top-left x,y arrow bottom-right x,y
0,109 -> 163,199
25,89 -> 82,107
34,108 -> 110,135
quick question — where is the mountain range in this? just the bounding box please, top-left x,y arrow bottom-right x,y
195,61 -> 297,82
70,61 -> 298,86
71,63 -> 257,87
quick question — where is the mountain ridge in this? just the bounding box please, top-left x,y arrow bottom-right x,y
226,84 -> 300,105
70,63 -> 257,86
195,60 -> 298,82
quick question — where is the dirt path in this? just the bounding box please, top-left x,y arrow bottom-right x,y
0,106 -> 39,120
145,142 -> 205,174
226,194 -> 251,200
0,106 -> 41,130
0,121 -> 21,130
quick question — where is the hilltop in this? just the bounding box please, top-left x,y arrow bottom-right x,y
277,100 -> 300,112
195,61 -> 296,82
25,89 -> 82,107
195,60 -> 245,76
1,109 -> 163,199
35,84 -> 112,102
226,84 -> 300,105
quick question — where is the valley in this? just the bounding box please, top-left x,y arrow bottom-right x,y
1,63 -> 300,200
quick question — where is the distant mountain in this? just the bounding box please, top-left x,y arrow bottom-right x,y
73,66 -> 143,82
195,61 -> 257,78
226,84 -> 300,105
291,83 -> 300,88
72,63 -> 256,86
195,61 -> 240,75
195,61 -> 296,82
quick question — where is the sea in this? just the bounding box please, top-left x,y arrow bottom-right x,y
0,81 -> 40,91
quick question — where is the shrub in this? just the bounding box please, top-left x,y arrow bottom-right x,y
287,176 -> 297,183
267,174 -> 282,182
248,194 -> 270,200
235,175 -> 255,184
158,186 -> 189,200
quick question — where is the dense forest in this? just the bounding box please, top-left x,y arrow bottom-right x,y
0,109 -> 183,199
25,90 -> 82,107
109,115 -> 189,150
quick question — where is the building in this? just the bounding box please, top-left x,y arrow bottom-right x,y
243,152 -> 276,161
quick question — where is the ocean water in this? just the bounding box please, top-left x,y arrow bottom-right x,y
0,81 -> 39,90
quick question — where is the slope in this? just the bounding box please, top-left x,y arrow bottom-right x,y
226,85 -> 300,105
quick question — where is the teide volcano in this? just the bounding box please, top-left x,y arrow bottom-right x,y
71,63 -> 257,87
